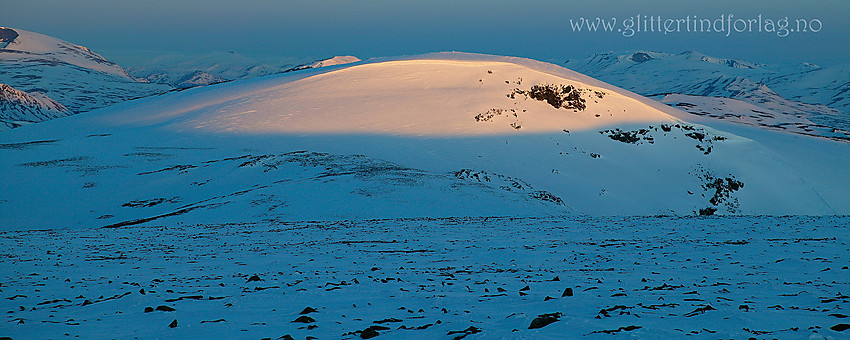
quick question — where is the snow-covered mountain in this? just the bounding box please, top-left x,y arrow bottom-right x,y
172,70 -> 226,89
1,52 -> 847,230
124,51 -> 305,85
565,51 -> 850,132
0,27 -> 131,79
283,55 -> 361,72
0,27 -> 172,126
0,83 -> 70,129
127,53 -> 360,88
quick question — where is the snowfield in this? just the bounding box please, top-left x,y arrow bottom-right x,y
1,52 -> 849,339
1,216 -> 848,339
1,53 -> 849,230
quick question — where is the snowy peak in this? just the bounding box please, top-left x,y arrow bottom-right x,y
173,70 -> 226,89
284,55 -> 361,72
0,27 -> 132,79
571,50 -> 761,72
308,55 -> 361,68
0,83 -> 70,130
678,51 -> 759,69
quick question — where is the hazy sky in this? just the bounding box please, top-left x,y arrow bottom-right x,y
2,0 -> 848,66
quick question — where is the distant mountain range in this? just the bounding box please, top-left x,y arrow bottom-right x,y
0,27 -> 361,131
126,53 -> 360,88
565,51 -> 850,134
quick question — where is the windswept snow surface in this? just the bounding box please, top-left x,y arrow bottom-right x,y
1,216 -> 848,339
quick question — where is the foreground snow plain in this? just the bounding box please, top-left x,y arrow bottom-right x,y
1,216 -> 848,339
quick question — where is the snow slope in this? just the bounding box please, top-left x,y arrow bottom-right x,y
565,51 -> 850,131
658,94 -> 850,141
0,27 -> 172,121
1,52 -> 849,230
0,27 -> 131,79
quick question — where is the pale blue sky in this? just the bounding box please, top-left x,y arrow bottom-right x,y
2,0 -> 848,66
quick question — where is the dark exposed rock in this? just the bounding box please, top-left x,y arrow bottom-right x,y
529,312 -> 562,329
356,325 -> 390,339
168,319 -> 178,328
684,304 -> 716,317
155,305 -> 176,312
512,84 -> 588,111
630,52 -> 654,63
0,27 -> 19,48
292,316 -> 315,323
200,319 -> 226,323
529,191 -> 565,205
246,274 -> 262,283
590,325 -> 642,334
562,288 -> 574,297
832,324 -> 850,332
300,306 -> 318,314
447,326 -> 481,340
602,128 -> 653,144
699,207 -> 717,216
360,328 -> 379,339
